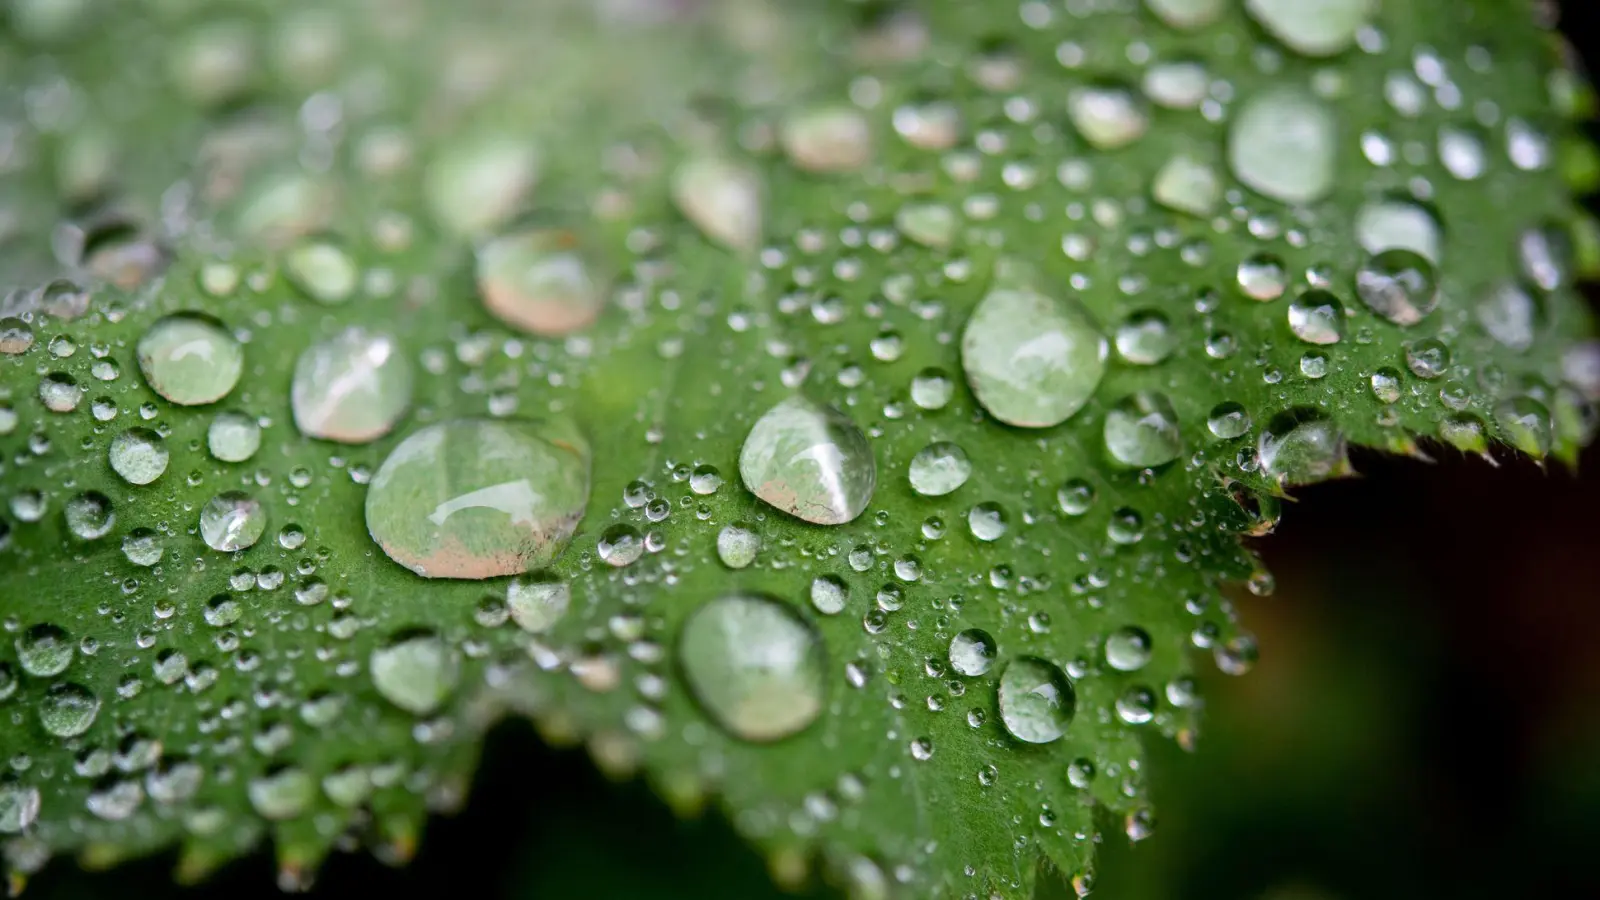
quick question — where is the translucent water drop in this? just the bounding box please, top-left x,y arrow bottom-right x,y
1104,392 -> 1182,468
1245,0 -> 1370,57
948,629 -> 997,677
1067,84 -> 1148,150
292,327 -> 414,443
0,781 -> 40,834
0,318 -> 33,355
1237,254 -> 1289,301
1439,415 -> 1488,454
689,465 -> 723,495
247,767 -> 315,820
137,313 -> 243,406
672,156 -> 763,253
476,228 -> 604,336
1057,479 -> 1095,516
424,135 -> 538,237
1228,87 -> 1337,205
40,683 -> 100,737
781,105 -> 872,173
365,418 -> 589,579
1405,338 -> 1451,379
998,658 -> 1076,744
1518,224 -> 1569,292
810,575 -> 847,616
739,396 -> 876,526
961,265 -> 1106,428
677,593 -> 826,743
199,491 -> 267,551
966,502 -> 1008,541
506,575 -> 570,634
908,442 -> 971,497
370,632 -> 459,715
1355,250 -> 1439,326
17,624 -> 73,677
207,411 -> 261,462
1287,290 -> 1346,344
121,529 -> 164,566
1114,310 -> 1176,365
1152,154 -> 1220,216
1259,409 -> 1349,485
716,524 -> 761,569
64,491 -> 114,540
1207,402 -> 1251,439
38,373 -> 81,412
1370,368 -> 1403,403
1438,126 -> 1486,181
895,203 -> 957,249
1355,199 -> 1441,263
1146,0 -> 1223,29
597,523 -> 644,567
910,368 -> 954,410
1474,281 -> 1540,352
1143,61 -> 1209,109
108,428 -> 168,485
1495,397 -> 1552,458
1104,626 -> 1153,672
284,237 -> 359,305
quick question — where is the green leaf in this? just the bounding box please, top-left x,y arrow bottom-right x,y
1,0 -> 1595,897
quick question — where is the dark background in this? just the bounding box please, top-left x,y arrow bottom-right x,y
23,2 -> 1600,898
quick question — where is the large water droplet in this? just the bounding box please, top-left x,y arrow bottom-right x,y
948,629 -> 997,676
1228,87 -> 1337,205
64,491 -> 114,540
1355,199 -> 1442,263
1114,310 -> 1176,365
207,411 -> 261,462
1146,0 -> 1223,29
137,313 -> 243,406
598,523 -> 645,567
40,683 -> 100,737
810,575 -> 848,615
1259,409 -> 1349,485
677,593 -> 826,743
1245,0 -> 1370,57
200,491 -> 267,552
907,442 -> 971,497
365,418 -> 590,579
370,631 -> 459,715
672,156 -> 763,253
0,318 -> 34,355
121,529 -> 164,567
1495,397 -> 1552,458
0,781 -> 40,834
507,575 -> 570,634
1286,289 -> 1346,344
781,106 -> 872,173
284,237 -> 359,305
1206,401 -> 1252,439
739,397 -> 875,526
1474,281 -> 1541,352
1067,84 -> 1148,150
108,428 -> 168,485
1104,626 -> 1153,672
1104,392 -> 1182,468
1354,249 -> 1439,326
716,524 -> 762,569
292,327 -> 414,443
998,658 -> 1076,744
476,228 -> 604,336
17,624 -> 73,677
961,266 -> 1106,428
424,135 -> 539,237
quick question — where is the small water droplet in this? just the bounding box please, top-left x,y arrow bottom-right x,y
64,491 -> 114,540
199,491 -> 267,551
207,411 -> 261,462
1228,87 -> 1337,204
1245,0 -> 1369,57
1355,250 -> 1438,326
476,228 -> 604,336
1104,392 -> 1182,467
284,237 -> 359,305
1259,409 -> 1349,485
1057,479 -> 1096,516
672,156 -> 763,253
1286,289 -> 1346,345
1114,310 -> 1176,365
1206,401 -> 1251,439
998,658 -> 1076,744
908,442 -> 971,497
40,683 -> 100,737
716,523 -> 762,569
966,502 -> 1008,541
781,105 -> 872,173
1104,626 -> 1153,671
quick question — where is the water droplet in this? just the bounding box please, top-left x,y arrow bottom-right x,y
716,524 -> 762,569
1228,87 -> 1337,204
677,593 -> 826,743
370,631 -> 459,715
200,491 -> 268,551
1355,199 -> 1442,263
507,575 -> 570,634
1152,154 -> 1220,216
366,418 -> 590,579
895,203 -> 957,249
1146,0 -> 1223,29
109,428 -> 168,484
1104,626 -> 1153,672
40,683 -> 100,737
998,658 -> 1076,744
38,372 -> 81,412
476,228 -> 604,336
1114,310 -> 1176,366
1116,686 -> 1157,725
1245,0 -> 1370,57
781,105 -> 872,173
284,237 -> 359,305
1104,392 -> 1182,468
961,265 -> 1106,428
292,327 -> 414,443
1370,367 -> 1403,403
1495,397 -> 1552,458
1259,409 -> 1349,485
967,502 -> 1008,541
1206,401 -> 1251,439
1405,338 -> 1451,379
597,523 -> 644,567
137,313 -> 243,406
207,411 -> 261,462
948,629 -> 997,677
910,368 -> 954,410
1067,84 -> 1148,150
1438,126 -> 1486,181
0,319 -> 34,355
810,575 -> 848,616
424,135 -> 538,237
1355,250 -> 1438,326
672,156 -> 763,253
739,396 -> 876,526
1474,281 -> 1541,352
247,767 -> 315,820
689,465 -> 723,495
121,529 -> 164,567
0,781 -> 40,834
17,624 -> 73,677
908,442 -> 971,497
1286,289 -> 1346,344
64,491 -> 114,540
1237,253 -> 1288,301
1057,479 -> 1096,516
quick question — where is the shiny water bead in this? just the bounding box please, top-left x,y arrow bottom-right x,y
1067,84 -> 1148,150
370,632 -> 459,715
895,203 -> 958,249
1237,254 -> 1288,301
780,105 -> 872,173
1245,0 -> 1371,57
0,782 -> 40,834
1114,310 -> 1176,365
292,327 -> 414,443
1355,199 -> 1442,263
136,313 -> 243,405
506,576 -> 571,634
38,373 -> 81,412
961,264 -> 1106,428
39,683 -> 100,737
677,593 -> 826,743
108,428 -> 168,484
17,624 -> 73,677
1104,392 -> 1183,468
1259,409 -> 1349,485
1474,281 -> 1541,352
739,396 -> 875,526
910,368 -> 954,410
424,135 -> 539,236
1286,290 -> 1346,345
1104,626 -> 1154,672
1405,338 -> 1451,379
998,658 -> 1076,744
716,524 -> 761,569
1495,397 -> 1553,458
809,575 -> 848,615
1355,250 -> 1439,326
1153,154 -> 1220,216
672,156 -> 763,253
0,318 -> 33,355
284,237 -> 358,304
1143,61 -> 1209,109
948,629 -> 997,677
64,491 -> 114,540
1228,87 -> 1337,205
907,442 -> 972,496
476,228 -> 604,336
207,412 -> 261,462
200,492 -> 267,551
1206,401 -> 1252,439
365,418 -> 590,579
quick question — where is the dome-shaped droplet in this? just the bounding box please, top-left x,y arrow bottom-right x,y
1206,401 -> 1251,439
908,442 -> 971,497
1286,289 -> 1346,345
284,237 -> 359,305
597,523 -> 644,567
207,411 -> 261,462
1245,0 -> 1371,57
677,593 -> 826,743
910,368 -> 954,410
961,267 -> 1106,428
1104,392 -> 1182,468
40,683 -> 100,737
948,629 -> 997,677
38,372 -> 81,412
424,135 -> 539,237
507,575 -> 570,634
108,428 -> 168,485
370,631 -> 459,716
1146,0 -> 1223,30
247,767 -> 315,821
0,318 -> 33,355
476,228 -> 604,336
1228,87 -> 1337,204
672,156 -> 763,253
121,528 -> 164,567
64,491 -> 114,540
1104,626 -> 1153,672
1495,396 -> 1552,458
1152,154 -> 1220,216
1237,253 -> 1288,301
739,396 -> 876,526
810,575 -> 848,615
137,313 -> 243,406
998,657 -> 1076,744
0,781 -> 40,834
1067,84 -> 1148,150
895,203 -> 958,249
1355,199 -> 1442,263
17,624 -> 73,677
780,105 -> 872,173
200,491 -> 267,551
292,327 -> 414,443
1405,338 -> 1451,379
1258,408 -> 1349,485
716,524 -> 761,569
1114,310 -> 1177,365
967,502 -> 1008,542
365,418 -> 590,579
1474,281 -> 1541,352
1355,250 -> 1438,326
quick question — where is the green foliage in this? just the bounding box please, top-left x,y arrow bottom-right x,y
0,0 -> 1595,897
